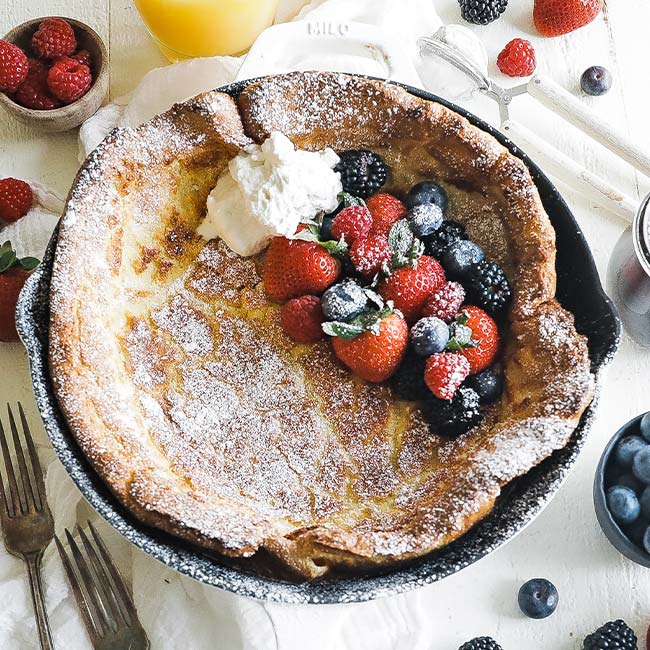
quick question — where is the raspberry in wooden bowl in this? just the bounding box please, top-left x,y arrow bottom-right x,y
0,17 -> 108,132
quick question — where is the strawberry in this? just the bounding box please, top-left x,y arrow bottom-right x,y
349,234 -> 392,279
330,205 -> 372,244
366,193 -> 406,235
457,306 -> 499,374
378,255 -> 445,324
0,242 -> 39,342
424,353 -> 471,401
422,281 -> 465,323
0,178 -> 33,223
263,236 -> 340,302
497,39 -> 537,78
533,0 -> 604,37
329,310 -> 408,382
280,295 -> 324,343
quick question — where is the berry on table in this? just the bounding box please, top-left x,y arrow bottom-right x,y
497,38 -> 537,78
581,66 -> 612,96
633,446 -> 650,484
410,317 -> 450,357
442,240 -> 485,280
14,58 -> 61,110
330,205 -> 373,244
379,255 -> 446,323
458,0 -> 508,25
0,178 -> 33,223
640,412 -> 650,442
47,56 -> 92,103
405,181 -> 448,212
320,280 -> 368,322
366,193 -> 407,235
407,204 -> 443,238
349,234 -> 392,279
534,0 -> 604,38
422,281 -> 466,323
466,367 -> 503,404
582,619 -> 637,650
615,435 -> 648,469
280,295 -> 324,344
390,351 -> 430,401
0,40 -> 29,93
32,17 -> 77,59
424,352 -> 471,400
263,236 -> 340,302
424,220 -> 466,258
458,638 -> 503,650
422,386 -> 483,437
606,486 -> 640,525
518,578 -> 559,619
334,150 -> 387,199
468,260 -> 512,318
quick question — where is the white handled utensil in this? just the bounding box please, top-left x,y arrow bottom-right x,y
418,34 -> 638,222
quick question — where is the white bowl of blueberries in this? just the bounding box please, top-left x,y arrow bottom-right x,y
595,412 -> 650,566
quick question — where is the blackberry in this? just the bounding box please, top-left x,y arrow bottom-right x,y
335,150 -> 387,199
421,387 -> 483,437
459,637 -> 503,650
468,260 -> 512,317
583,620 -> 637,650
423,220 -> 466,258
458,0 -> 508,25
390,351 -> 429,401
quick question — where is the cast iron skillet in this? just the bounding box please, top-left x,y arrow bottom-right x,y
16,77 -> 620,604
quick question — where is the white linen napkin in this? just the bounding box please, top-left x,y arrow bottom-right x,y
1,1 -> 454,648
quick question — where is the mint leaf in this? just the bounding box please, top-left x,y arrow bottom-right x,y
338,192 -> 366,208
18,257 -> 40,271
0,250 -> 16,273
322,321 -> 364,339
0,241 -> 12,257
320,236 -> 348,256
388,219 -> 414,257
363,288 -> 384,309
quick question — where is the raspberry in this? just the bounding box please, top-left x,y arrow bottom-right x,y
0,178 -> 33,223
497,38 -> 537,78
366,193 -> 407,235
422,281 -> 466,322
70,49 -> 92,68
47,56 -> 92,103
32,18 -> 77,59
280,295 -> 325,344
349,234 -> 392,279
14,58 -> 62,110
330,205 -> 372,244
0,40 -> 28,92
424,352 -> 471,400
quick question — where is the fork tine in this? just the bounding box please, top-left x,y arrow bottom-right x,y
0,412 -> 23,516
18,402 -> 45,510
87,521 -> 138,620
7,404 -> 36,512
55,534 -> 100,640
64,528 -> 113,637
77,525 -> 130,627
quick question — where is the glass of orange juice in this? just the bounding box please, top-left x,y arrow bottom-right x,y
133,0 -> 280,61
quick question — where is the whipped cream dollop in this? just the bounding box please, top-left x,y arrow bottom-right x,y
198,131 -> 342,256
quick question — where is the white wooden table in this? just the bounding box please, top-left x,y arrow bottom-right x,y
1,1 -> 650,648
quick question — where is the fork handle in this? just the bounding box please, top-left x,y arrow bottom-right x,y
25,552 -> 54,650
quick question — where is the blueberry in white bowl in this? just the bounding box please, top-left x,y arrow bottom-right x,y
594,412 -> 650,567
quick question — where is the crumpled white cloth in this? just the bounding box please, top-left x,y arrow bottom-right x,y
2,1 -> 453,648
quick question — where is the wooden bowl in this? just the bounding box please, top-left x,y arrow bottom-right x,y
0,17 -> 108,132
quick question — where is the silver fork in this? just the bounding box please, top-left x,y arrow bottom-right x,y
55,521 -> 150,650
0,403 -> 55,650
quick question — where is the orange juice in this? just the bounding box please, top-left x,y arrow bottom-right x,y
134,0 -> 280,61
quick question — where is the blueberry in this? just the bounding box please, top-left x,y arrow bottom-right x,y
640,412 -> 650,442
580,66 -> 612,96
321,280 -> 367,322
517,578 -> 559,619
643,526 -> 650,554
640,486 -> 650,519
407,204 -> 443,237
466,368 -> 503,404
406,181 -> 448,212
441,240 -> 485,279
606,486 -> 641,524
633,446 -> 650,484
614,435 -> 647,469
410,317 -> 450,356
